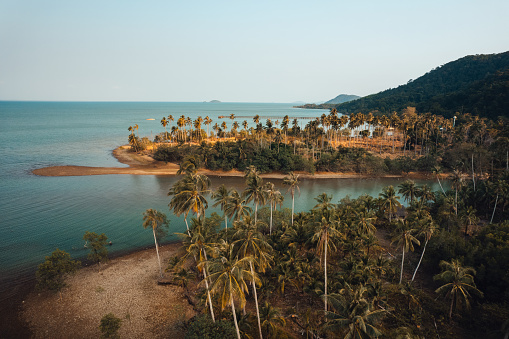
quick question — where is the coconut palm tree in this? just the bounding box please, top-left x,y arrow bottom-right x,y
391,221 -> 420,284
379,185 -> 402,222
142,209 -> 168,277
225,189 -> 252,223
168,173 -> 211,235
312,212 -> 343,313
324,287 -> 384,338
260,301 -> 286,338
489,179 -> 507,224
411,218 -> 436,282
432,165 -> 447,195
283,172 -> 300,226
207,240 -> 256,339
244,172 -> 266,223
234,216 -> 273,339
398,180 -> 418,203
178,220 -> 216,322
264,182 -> 283,235
160,117 -> 168,140
461,206 -> 479,235
450,170 -> 465,215
212,184 -> 232,229
434,259 -> 483,319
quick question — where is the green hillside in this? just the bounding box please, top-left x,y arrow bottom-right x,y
335,51 -> 509,118
324,93 -> 360,104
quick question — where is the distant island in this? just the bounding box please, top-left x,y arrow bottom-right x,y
208,100 -> 221,103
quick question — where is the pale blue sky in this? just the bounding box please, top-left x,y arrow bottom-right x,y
0,0 -> 508,102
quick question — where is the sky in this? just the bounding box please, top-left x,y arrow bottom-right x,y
0,0 -> 508,103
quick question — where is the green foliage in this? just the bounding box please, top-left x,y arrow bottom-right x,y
83,231 -> 109,265
333,51 -> 509,118
35,248 -> 81,291
99,313 -> 122,339
185,315 -> 236,339
153,144 -> 195,163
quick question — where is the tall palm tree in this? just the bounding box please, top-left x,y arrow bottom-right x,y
160,117 -> 168,140
489,179 -> 507,224
168,173 -> 211,235
204,116 -> 212,139
434,259 -> 483,319
225,189 -> 252,223
283,172 -> 300,226
391,221 -> 420,284
398,180 -> 417,203
142,209 -> 168,277
234,216 -> 273,339
379,185 -> 402,222
433,165 -> 447,195
312,212 -> 343,313
264,182 -> 283,235
450,170 -> 465,215
178,220 -> 216,322
212,184 -> 231,229
207,241 -> 256,339
244,173 -> 266,223
461,206 -> 479,235
411,218 -> 436,282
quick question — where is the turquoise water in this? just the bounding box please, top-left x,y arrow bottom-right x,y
0,101 -> 440,302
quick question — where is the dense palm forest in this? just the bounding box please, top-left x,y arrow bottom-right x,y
130,106 -> 509,178
160,163 -> 509,338
300,51 -> 509,119
122,107 -> 509,337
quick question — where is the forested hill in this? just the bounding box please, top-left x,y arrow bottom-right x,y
324,94 -> 360,104
335,51 -> 509,119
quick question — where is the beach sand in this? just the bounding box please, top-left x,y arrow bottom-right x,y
32,144 -> 431,180
22,243 -> 195,339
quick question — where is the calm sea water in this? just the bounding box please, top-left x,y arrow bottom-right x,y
0,101 -> 440,302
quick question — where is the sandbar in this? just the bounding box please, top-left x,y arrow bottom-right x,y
32,145 -> 432,179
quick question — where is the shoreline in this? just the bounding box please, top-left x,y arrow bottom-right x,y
1,241 -> 184,338
20,242 -> 193,339
32,145 -> 434,180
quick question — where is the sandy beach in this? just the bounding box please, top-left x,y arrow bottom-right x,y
22,243 -> 195,339
32,145 -> 431,180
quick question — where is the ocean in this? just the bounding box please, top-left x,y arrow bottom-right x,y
0,101 -> 439,304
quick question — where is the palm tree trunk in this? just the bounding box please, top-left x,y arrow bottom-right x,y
225,214 -> 228,230
324,238 -> 328,314
202,250 -> 216,323
269,203 -> 273,235
437,176 -> 446,195
231,294 -> 241,339
254,203 -> 258,223
449,296 -> 454,319
399,247 -> 405,284
184,214 -> 191,236
291,193 -> 295,226
491,194 -> 499,224
152,229 -> 162,277
472,153 -> 476,191
250,262 -> 263,339
411,239 -> 428,282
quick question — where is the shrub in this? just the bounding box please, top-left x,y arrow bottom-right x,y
185,315 -> 236,339
36,248 -> 81,291
99,313 -> 122,339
